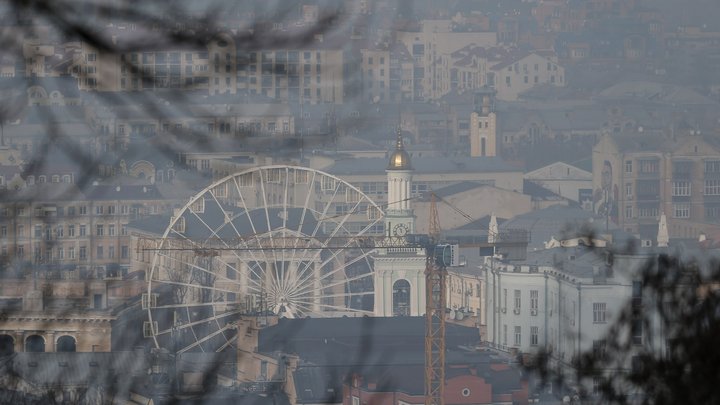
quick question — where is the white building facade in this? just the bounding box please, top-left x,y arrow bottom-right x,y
373,132 -> 426,316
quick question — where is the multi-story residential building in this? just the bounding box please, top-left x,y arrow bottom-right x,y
359,47 -> 390,103
52,29 -> 345,103
236,35 -> 345,104
593,134 -> 720,242
0,182 -> 173,279
488,51 -> 565,101
396,20 -> 497,101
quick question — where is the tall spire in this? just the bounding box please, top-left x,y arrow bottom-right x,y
388,127 -> 412,170
488,213 -> 498,244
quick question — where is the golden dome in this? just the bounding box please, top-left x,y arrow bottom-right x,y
387,129 -> 412,170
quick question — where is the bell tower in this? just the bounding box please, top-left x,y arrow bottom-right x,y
385,129 -> 415,238
373,129 -> 426,317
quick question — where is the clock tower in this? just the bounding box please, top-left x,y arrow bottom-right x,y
373,130 -> 426,317
385,129 -> 415,237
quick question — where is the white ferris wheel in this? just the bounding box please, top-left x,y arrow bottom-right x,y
146,165 -> 385,353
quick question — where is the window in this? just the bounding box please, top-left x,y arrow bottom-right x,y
593,302 -> 607,323
673,203 -> 690,218
68,247 -> 75,259
79,246 -> 87,260
625,183 -> 633,198
96,246 -> 103,259
530,290 -> 538,311
17,225 -> 24,238
121,246 -> 129,259
96,224 -> 104,236
593,377 -> 602,395
514,326 -> 521,346
226,263 -> 237,280
672,181 -> 691,196
108,224 -> 115,236
593,339 -> 607,358
0,226 -> 5,237
705,180 -> 720,195
503,324 -> 507,346
34,225 -> 42,239
638,205 -> 659,218
108,246 -> 115,259
108,205 -> 116,215
79,206 -> 87,215
530,326 -> 538,345
514,289 -> 521,312
625,205 -> 633,218
639,159 -> 659,174
79,225 -> 86,236
121,224 -> 128,236
632,317 -> 643,345
705,160 -> 720,173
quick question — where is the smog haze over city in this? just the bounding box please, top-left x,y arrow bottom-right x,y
1,0 -> 720,404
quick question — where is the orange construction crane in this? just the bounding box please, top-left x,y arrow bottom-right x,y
425,192 -> 445,405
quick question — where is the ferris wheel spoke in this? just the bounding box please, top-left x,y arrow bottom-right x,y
216,333 -> 238,352
155,309 -> 243,336
257,168 -> 277,251
231,176 -> 275,269
154,278 -> 241,297
293,217 -> 381,292
164,231 -> 265,293
307,177 -> 342,242
149,301 -> 236,310
293,300 -> 374,316
290,269 -> 373,300
287,169 -> 316,267
177,323 -> 236,354
204,192 -> 269,290
155,251 -> 252,292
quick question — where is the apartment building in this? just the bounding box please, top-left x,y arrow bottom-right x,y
593,134 -> 720,242
50,28 -> 345,103
0,183 -> 173,279
238,46 -> 344,104
488,51 -> 565,101
396,20 -> 497,101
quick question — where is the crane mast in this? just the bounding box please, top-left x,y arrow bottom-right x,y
425,192 -> 445,405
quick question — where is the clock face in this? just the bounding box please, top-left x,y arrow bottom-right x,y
393,223 -> 409,237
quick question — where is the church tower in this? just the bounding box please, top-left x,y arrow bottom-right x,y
385,129 -> 415,237
469,87 -> 497,157
373,130 -> 426,317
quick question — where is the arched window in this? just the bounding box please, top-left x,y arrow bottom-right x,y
0,334 -> 14,356
25,335 -> 45,352
56,335 -> 76,352
393,279 -> 411,316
